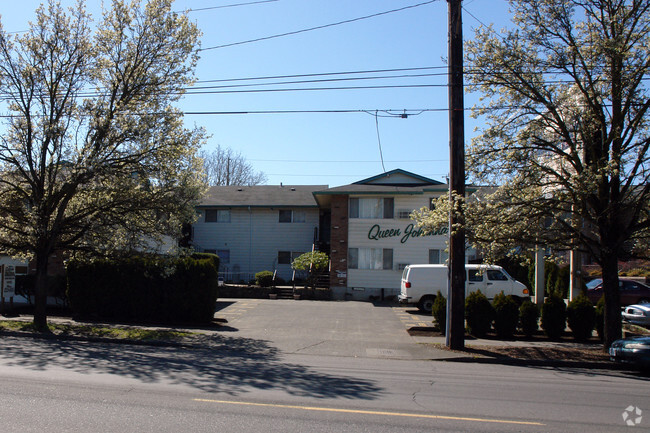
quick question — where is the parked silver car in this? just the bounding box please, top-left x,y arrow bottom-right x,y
622,304 -> 650,327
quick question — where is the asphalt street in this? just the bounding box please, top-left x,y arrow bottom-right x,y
0,299 -> 648,432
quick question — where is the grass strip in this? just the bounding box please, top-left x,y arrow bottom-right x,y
0,320 -> 195,341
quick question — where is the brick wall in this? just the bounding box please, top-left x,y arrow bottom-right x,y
329,195 -> 348,287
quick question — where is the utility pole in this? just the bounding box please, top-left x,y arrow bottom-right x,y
446,0 -> 466,350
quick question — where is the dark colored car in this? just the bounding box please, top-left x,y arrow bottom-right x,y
609,336 -> 650,370
586,279 -> 650,306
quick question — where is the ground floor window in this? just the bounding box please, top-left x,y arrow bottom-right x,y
217,249 -> 230,264
348,248 -> 393,270
278,251 -> 305,265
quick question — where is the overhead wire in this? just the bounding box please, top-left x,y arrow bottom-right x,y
182,0 -> 279,13
195,66 -> 448,84
199,0 -> 439,51
374,111 -> 387,172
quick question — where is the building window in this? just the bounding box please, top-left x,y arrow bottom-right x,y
217,249 -> 230,264
348,248 -> 393,270
205,209 -> 230,223
279,210 -> 292,223
429,197 -> 436,211
398,209 -> 411,219
279,209 -> 306,223
277,251 -> 304,265
293,211 -> 306,222
428,249 -> 447,264
349,198 -> 394,219
278,251 -> 291,264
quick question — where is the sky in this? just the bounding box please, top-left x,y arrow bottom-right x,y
1,0 -> 514,187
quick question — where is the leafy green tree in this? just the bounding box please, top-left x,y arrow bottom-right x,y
0,0 -> 205,330
414,0 -> 650,349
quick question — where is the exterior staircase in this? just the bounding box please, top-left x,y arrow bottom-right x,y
276,286 -> 295,299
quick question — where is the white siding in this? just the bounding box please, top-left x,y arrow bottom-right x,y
347,194 -> 448,292
193,207 -> 319,281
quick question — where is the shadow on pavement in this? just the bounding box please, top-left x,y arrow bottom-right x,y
0,334 -> 383,399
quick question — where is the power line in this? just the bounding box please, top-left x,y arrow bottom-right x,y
195,66 -> 447,84
183,0 -> 279,13
199,0 -> 439,51
183,84 -> 444,94
374,111 -> 387,172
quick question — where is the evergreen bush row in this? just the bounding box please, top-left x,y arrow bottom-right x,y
434,290 -> 596,340
67,255 -> 219,324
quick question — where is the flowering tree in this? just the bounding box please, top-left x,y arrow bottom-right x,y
415,0 -> 650,349
0,0 -> 205,330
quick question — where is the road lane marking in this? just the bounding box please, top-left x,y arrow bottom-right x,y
193,398 -> 545,426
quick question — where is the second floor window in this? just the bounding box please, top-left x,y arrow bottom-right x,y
205,209 -> 230,223
279,210 -> 306,223
349,197 -> 394,219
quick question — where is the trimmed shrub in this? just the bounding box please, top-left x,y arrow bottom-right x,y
66,255 -> 218,324
567,295 -> 596,341
465,290 -> 494,338
519,300 -> 540,337
595,295 -> 605,340
254,270 -> 274,287
541,293 -> 566,339
431,291 -> 446,334
191,252 -> 220,272
493,292 -> 519,339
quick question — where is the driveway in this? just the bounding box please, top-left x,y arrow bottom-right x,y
214,299 -> 447,360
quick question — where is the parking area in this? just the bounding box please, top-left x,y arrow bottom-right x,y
214,299 -> 442,360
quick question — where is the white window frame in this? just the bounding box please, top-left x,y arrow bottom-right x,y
205,209 -> 231,223
279,209 -> 306,223
349,197 -> 394,219
348,248 -> 393,270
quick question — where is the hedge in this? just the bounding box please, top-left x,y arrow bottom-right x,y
432,291 -> 447,334
66,256 -> 218,324
465,290 -> 494,338
567,295 -> 596,341
541,292 -> 567,339
493,292 -> 519,339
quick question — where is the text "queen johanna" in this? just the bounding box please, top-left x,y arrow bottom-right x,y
367,223 -> 448,244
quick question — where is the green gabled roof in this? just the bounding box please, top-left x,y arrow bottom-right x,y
353,169 -> 443,186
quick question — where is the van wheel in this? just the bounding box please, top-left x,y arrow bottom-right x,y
418,296 -> 435,313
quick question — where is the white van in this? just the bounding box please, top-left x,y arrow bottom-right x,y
399,264 -> 530,312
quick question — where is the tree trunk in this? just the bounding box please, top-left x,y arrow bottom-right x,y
33,250 -> 50,332
601,252 -> 621,349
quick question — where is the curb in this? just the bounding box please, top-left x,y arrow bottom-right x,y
435,355 -> 627,370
